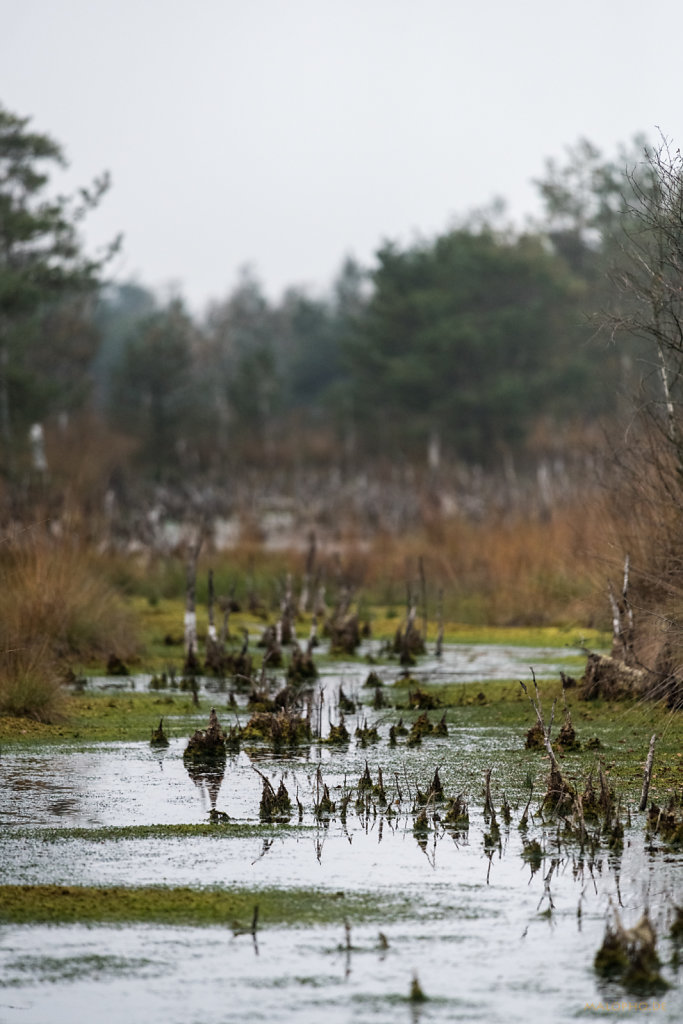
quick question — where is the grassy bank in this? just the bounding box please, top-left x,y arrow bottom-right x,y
0,692 -> 203,743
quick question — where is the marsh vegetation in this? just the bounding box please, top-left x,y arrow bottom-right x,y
1,586 -> 681,1022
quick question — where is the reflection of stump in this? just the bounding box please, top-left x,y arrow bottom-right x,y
594,910 -> 667,992
183,752 -> 226,810
183,747 -> 226,778
183,709 -> 227,812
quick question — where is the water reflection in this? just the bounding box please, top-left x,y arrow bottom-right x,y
183,752 -> 226,820
0,760 -> 83,826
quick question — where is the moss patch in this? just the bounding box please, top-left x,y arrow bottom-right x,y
0,692 -> 215,744
382,678 -> 683,805
0,884 -> 412,928
8,823 -> 310,843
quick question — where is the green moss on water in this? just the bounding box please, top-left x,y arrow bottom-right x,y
380,620 -> 608,650
382,679 -> 683,806
0,884 -> 412,927
392,678 -> 532,712
8,823 -> 311,843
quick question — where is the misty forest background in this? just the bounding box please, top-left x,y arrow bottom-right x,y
1,131 -> 655,511
3,101 -> 683,667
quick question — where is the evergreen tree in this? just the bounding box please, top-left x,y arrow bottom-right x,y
0,102 -> 116,475
109,299 -> 201,480
344,226 -> 599,464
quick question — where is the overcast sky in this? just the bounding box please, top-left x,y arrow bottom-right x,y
3,0 -> 682,314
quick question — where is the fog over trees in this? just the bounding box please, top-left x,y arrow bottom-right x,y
0,101 -> 665,524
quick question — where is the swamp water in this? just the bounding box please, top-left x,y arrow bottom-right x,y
0,641 -> 680,1023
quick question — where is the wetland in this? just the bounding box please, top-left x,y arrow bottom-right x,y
1,620 -> 682,1023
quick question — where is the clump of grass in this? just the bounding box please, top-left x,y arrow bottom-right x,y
0,534 -> 140,722
150,717 -> 169,747
407,686 -> 441,710
338,686 -> 356,713
0,644 -> 65,722
525,721 -> 545,749
326,715 -> 350,745
242,708 -> 311,748
443,794 -> 469,830
183,707 -> 227,762
0,536 -> 139,662
409,973 -> 427,1002
257,771 -> 292,822
354,720 -> 380,746
406,711 -> 435,747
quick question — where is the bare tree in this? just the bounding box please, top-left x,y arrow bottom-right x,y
599,134 -> 683,704
607,135 -> 683,459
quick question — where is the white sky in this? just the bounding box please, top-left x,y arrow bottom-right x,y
3,0 -> 682,315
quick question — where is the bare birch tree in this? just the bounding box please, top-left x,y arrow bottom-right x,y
607,135 -> 683,461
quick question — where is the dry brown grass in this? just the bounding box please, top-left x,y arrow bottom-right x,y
0,531 -> 140,721
0,644 -> 66,722
89,490 -> 627,630
326,497 -> 620,628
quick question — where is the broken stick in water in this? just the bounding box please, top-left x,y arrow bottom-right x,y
638,733 -> 657,812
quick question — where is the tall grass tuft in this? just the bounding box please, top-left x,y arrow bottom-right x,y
0,644 -> 65,722
0,533 -> 140,722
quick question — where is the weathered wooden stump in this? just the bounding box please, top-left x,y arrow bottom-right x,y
580,652 -> 648,700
